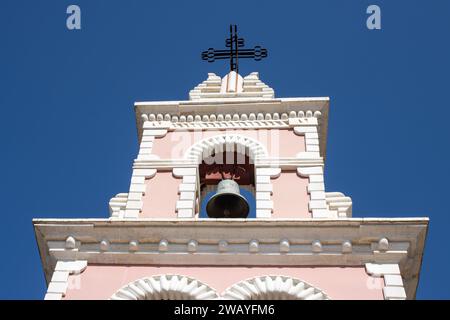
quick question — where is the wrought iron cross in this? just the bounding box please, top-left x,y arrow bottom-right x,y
201,25 -> 268,73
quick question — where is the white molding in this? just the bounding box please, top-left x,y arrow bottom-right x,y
42,239 -> 410,263
249,240 -> 259,253
280,239 -> 290,253
172,167 -> 197,218
172,120 -> 291,130
132,157 -> 323,170
365,263 -> 401,276
136,128 -> 166,161
342,241 -> 352,253
222,275 -> 329,300
294,126 -> 318,134
325,192 -> 352,218
110,275 -> 219,300
134,96 -> 329,160
177,134 -> 282,219
40,223 -> 412,265
34,217 -> 428,299
296,167 -> 353,219
141,128 -> 168,137
189,72 -> 274,101
255,168 -> 281,177
297,166 -> 327,218
184,134 -> 269,162
255,167 -> 280,217
365,263 -> 407,300
44,260 -> 87,300
123,169 -> 158,219
109,193 -> 128,218
139,114 -> 319,134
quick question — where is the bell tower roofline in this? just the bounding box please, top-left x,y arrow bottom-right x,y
134,71 -> 330,160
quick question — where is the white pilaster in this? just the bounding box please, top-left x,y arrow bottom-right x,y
44,260 -> 87,300
297,166 -> 328,218
173,167 -> 198,218
124,169 -> 157,218
255,167 -> 281,218
365,263 -> 407,300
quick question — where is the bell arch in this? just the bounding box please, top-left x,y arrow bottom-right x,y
174,134 -> 279,218
222,275 -> 329,300
110,274 -> 219,300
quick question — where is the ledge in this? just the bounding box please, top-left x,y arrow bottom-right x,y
33,217 -> 429,226
133,97 -> 330,160
33,216 -> 428,299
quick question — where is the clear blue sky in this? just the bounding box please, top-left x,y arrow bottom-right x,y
0,0 -> 448,299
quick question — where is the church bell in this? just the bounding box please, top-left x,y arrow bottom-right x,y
206,179 -> 250,218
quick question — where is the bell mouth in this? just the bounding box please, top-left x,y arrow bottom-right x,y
206,181 -> 250,218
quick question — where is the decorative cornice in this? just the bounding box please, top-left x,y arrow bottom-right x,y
134,97 -> 329,159
132,158 -> 324,170
141,111 -> 319,130
33,217 -> 428,299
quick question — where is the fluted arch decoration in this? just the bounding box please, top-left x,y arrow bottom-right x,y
222,275 -> 329,300
110,274 -> 219,300
184,134 -> 268,163
177,133 -> 277,218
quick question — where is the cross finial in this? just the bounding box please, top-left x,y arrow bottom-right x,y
201,25 -> 268,73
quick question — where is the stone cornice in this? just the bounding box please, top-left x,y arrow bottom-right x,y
33,217 -> 428,299
134,97 -> 329,159
132,158 -> 324,170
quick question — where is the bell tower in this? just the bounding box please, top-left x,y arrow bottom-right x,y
33,28 -> 428,300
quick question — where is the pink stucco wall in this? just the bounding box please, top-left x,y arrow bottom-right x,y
63,265 -> 384,300
140,171 -> 181,218
272,171 -> 311,218
151,129 -> 305,159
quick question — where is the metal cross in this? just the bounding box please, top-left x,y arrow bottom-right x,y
201,25 -> 268,73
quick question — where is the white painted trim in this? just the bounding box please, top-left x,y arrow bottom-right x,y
44,260 -> 87,300
326,192 -> 352,218
134,96 -> 329,160
189,72 -> 274,100
34,217 -> 428,299
296,167 -> 352,219
184,134 -> 269,162
365,263 -> 407,300
109,193 -> 128,218
297,166 -> 327,218
123,169 -> 157,219
177,134 -> 281,219
42,228 -> 411,267
172,167 -> 198,218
